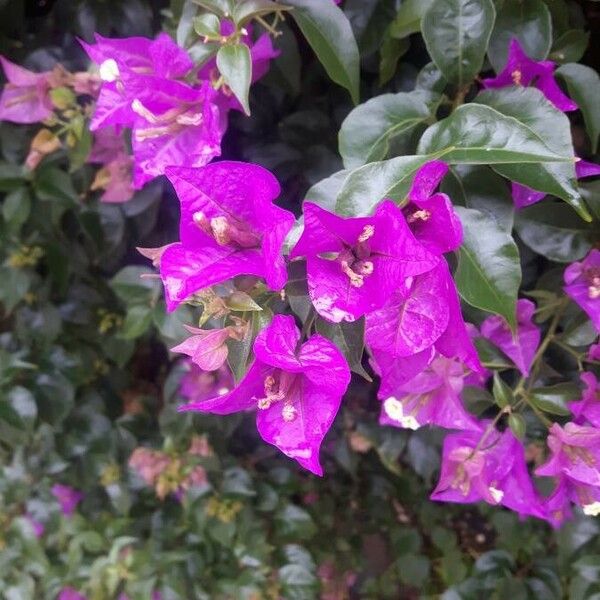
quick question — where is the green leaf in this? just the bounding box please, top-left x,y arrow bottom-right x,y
556,63 -> 600,153
514,203 -> 593,263
487,0 -> 552,71
417,104 -> 571,164
216,43 -> 252,115
275,505 -> 317,540
421,0 -> 496,88
0,400 -> 25,429
329,155 -> 434,216
315,317 -> 371,381
192,0 -> 232,17
120,305 -> 153,339
415,62 -> 447,93
233,0 -> 289,26
389,0 -> 434,39
2,187 -> 31,232
508,413 -> 526,440
338,91 -> 435,169
550,29 -> 590,64
475,87 -> 588,221
285,0 -> 360,104
110,266 -> 161,305
379,30 -> 410,86
529,383 -> 578,415
442,165 -> 514,232
193,13 -> 221,37
454,206 -> 521,328
492,372 -> 513,408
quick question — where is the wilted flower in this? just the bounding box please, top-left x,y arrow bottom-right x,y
403,160 -> 463,255
51,484 -> 83,516
290,200 -> 438,322
160,162 -> 294,311
431,427 -> 546,518
378,355 -> 480,431
171,320 -> 247,371
180,315 -> 351,475
512,159 -> 600,208
0,56 -> 53,123
564,249 -> 600,332
480,298 -> 540,376
482,38 -> 577,112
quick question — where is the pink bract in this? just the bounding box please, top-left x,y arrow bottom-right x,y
179,315 -> 351,476
160,161 -> 294,311
564,249 -> 600,332
290,200 -> 438,323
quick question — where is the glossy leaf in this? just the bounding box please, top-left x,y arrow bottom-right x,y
514,203 -> 593,263
286,0 -> 360,104
417,104 -> 571,164
454,206 -> 521,328
550,30 -> 590,64
556,63 -> 600,153
216,43 -> 252,115
529,383 -> 579,415
422,0 -> 496,88
493,372 -> 513,408
475,87 -> 588,220
338,91 -> 435,169
488,0 -> 552,71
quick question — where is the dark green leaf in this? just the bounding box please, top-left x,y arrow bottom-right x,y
529,383 -> 579,415
417,104 -> 571,164
422,0 -> 496,88
550,29 -> 590,64
389,0 -> 434,39
443,165 -> 514,232
508,413 -> 526,440
315,317 -> 371,381
216,43 -> 252,115
379,32 -> 409,86
286,0 -> 360,103
556,63 -> 600,153
454,206 -> 521,328
275,505 -> 317,540
339,91 -> 435,169
475,87 -> 588,220
488,0 -> 552,71
493,372 -> 513,408
2,187 -> 31,232
515,203 -> 593,262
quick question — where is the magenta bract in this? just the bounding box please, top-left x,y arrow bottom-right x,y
160,161 -> 294,311
51,484 -> 83,516
179,315 -> 351,476
378,355 -> 480,432
0,56 -> 53,123
564,249 -> 600,332
290,200 -> 438,323
431,427 -> 546,519
482,38 -> 577,112
481,298 -> 540,376
569,372 -> 600,427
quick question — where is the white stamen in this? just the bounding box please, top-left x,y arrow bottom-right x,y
583,501 -> 600,516
489,487 -> 504,504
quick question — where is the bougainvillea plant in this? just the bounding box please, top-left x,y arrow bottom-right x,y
2,0 -> 600,597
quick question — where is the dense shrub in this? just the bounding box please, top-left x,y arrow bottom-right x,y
1,0 -> 600,598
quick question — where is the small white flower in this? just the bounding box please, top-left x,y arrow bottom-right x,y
583,501 -> 600,516
489,487 -> 504,504
383,397 -> 419,430
99,59 -> 119,82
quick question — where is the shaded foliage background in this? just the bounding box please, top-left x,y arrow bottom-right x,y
1,0 -> 600,598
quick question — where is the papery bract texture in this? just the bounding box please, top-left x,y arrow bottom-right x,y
179,315 -> 351,476
404,160 -> 463,255
378,355 -> 480,432
536,422 -> 600,486
569,372 -> 600,427
431,427 -> 546,519
480,298 -> 540,376
160,162 -> 294,311
290,200 -> 438,323
564,249 -> 600,332
0,56 -> 53,123
482,38 -> 577,112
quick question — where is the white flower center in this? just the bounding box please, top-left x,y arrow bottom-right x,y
489,487 -> 504,504
583,501 -> 600,516
99,59 -> 120,82
383,397 -> 420,430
